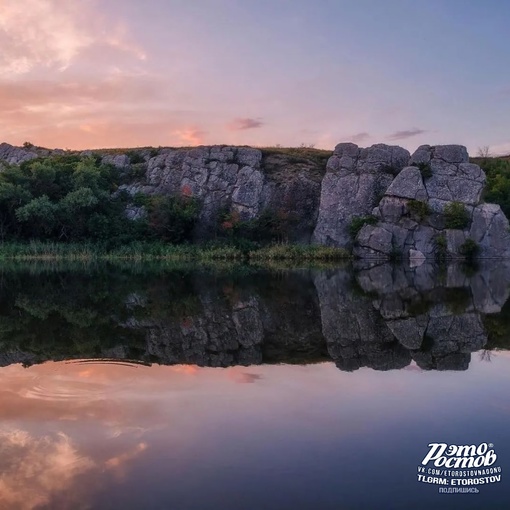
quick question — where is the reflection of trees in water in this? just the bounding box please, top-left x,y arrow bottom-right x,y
0,262 -> 509,371
479,350 -> 493,362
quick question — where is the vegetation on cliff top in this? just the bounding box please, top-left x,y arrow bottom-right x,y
474,156 -> 510,218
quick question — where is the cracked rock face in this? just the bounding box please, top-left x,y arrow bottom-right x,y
144,146 -> 265,238
124,145 -> 324,242
354,144 -> 510,260
470,203 -> 510,258
312,143 -> 410,247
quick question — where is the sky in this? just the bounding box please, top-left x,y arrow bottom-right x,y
1,0 -> 510,154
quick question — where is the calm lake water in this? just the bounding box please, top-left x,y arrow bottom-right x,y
0,261 -> 509,509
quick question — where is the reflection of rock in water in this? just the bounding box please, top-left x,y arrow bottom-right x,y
349,261 -> 510,371
313,270 -> 411,371
130,271 -> 327,368
0,263 -> 508,372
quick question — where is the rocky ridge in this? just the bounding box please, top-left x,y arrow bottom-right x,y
1,140 -> 509,257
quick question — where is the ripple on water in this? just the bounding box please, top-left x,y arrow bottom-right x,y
20,358 -> 151,401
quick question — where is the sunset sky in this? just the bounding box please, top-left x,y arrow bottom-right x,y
1,0 -> 510,153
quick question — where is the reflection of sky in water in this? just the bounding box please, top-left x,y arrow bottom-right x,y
0,356 -> 509,510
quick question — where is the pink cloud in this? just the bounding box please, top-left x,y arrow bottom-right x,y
172,127 -> 207,146
0,0 -> 145,76
227,117 -> 264,131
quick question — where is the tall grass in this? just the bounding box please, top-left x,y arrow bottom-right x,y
249,244 -> 350,261
0,241 -> 351,262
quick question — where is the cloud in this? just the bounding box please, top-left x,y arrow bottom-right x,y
0,428 -> 95,510
387,128 -> 427,141
0,76 -> 162,112
228,372 -> 263,384
349,132 -> 370,143
0,75 -> 204,149
227,117 -> 264,131
172,127 -> 207,146
0,0 -> 144,75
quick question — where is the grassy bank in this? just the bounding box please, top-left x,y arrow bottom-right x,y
0,241 -> 351,262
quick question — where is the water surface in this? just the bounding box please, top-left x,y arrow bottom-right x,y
0,261 -> 509,509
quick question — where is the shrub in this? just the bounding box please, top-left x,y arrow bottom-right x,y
126,151 -> 145,165
411,161 -> 432,179
444,201 -> 470,229
478,157 -> 510,217
349,215 -> 378,239
459,238 -> 480,261
146,194 -> 200,243
407,199 -> 430,221
218,208 -> 296,247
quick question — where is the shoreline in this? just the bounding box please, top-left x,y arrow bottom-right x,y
0,242 -> 351,262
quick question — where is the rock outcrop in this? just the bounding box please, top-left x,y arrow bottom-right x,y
353,144 -> 510,260
2,140 -> 510,257
122,146 -> 324,242
312,143 -> 410,247
0,142 -> 38,165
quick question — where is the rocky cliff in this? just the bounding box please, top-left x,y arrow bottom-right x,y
311,143 -> 410,246
354,145 -> 510,260
1,140 -> 509,258
126,146 -> 325,242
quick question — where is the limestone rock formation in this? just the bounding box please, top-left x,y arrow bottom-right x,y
2,139 -> 510,258
124,145 -> 324,242
101,154 -> 131,169
312,143 -> 410,247
353,144 -> 510,260
0,142 -> 38,165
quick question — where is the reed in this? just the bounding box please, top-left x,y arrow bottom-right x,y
0,241 -> 351,262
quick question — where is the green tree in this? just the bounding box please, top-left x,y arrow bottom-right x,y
15,195 -> 58,237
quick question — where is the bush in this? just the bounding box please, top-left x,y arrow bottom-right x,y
478,157 -> 510,217
146,194 -> 200,243
459,238 -> 480,261
444,201 -> 470,229
218,208 -> 296,247
407,200 -> 430,221
349,215 -> 378,239
411,161 -> 432,179
126,151 -> 145,165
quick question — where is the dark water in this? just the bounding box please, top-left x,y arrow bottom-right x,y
1,261 -> 509,509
